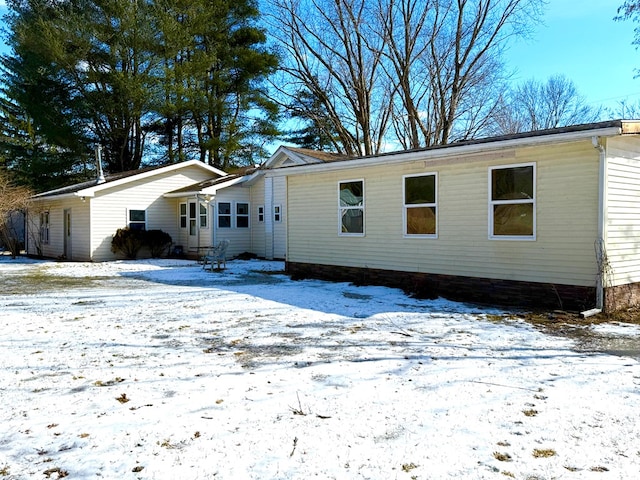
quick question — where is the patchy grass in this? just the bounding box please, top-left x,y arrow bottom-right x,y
401,462 -> 418,472
532,448 -> 556,458
493,452 -> 512,462
115,393 -> 129,404
0,267 -> 110,295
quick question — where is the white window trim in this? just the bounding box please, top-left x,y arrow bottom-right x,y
257,205 -> 265,222
488,162 -> 536,241
236,202 -> 250,229
179,202 -> 187,229
199,202 -> 208,229
217,201 -> 232,229
273,204 -> 282,223
403,172 -> 438,239
338,179 -> 365,237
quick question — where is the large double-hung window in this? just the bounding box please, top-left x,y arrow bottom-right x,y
339,180 -> 364,235
489,163 -> 536,239
404,173 -> 437,237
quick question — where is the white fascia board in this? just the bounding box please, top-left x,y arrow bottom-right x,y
264,146 -> 324,169
32,192 -> 78,201
77,160 -> 228,198
162,190 -> 204,199
200,176 -> 248,195
266,126 -> 623,177
163,176 -> 249,198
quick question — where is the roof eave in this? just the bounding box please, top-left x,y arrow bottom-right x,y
267,125 -> 624,176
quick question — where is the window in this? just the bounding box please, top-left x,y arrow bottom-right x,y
339,180 -> 364,235
236,202 -> 249,228
274,205 -> 282,223
40,211 -> 50,245
128,209 -> 146,230
199,202 -> 208,228
218,202 -> 231,228
404,173 -> 437,237
179,203 -> 187,228
489,163 -> 535,239
258,206 -> 264,222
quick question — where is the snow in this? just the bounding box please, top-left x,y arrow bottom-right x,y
1,255 -> 639,479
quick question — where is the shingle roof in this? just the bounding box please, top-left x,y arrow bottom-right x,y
284,147 -> 346,163
33,166 -> 162,198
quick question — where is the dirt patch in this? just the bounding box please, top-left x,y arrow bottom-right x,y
522,310 -> 640,361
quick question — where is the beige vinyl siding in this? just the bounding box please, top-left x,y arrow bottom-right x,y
213,187 -> 251,257
27,197 -> 92,260
272,176 -> 287,259
33,200 -> 63,259
287,140 -> 600,286
90,166 -> 215,261
69,199 -> 91,260
604,136 -> 640,286
250,179 -> 267,258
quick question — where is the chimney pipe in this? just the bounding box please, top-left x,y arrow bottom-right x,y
95,145 -> 106,184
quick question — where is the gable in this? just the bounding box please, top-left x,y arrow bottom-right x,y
33,160 -> 226,201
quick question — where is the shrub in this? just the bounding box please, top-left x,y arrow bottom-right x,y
145,229 -> 172,258
111,227 -> 145,259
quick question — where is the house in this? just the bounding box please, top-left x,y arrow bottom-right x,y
27,160 -> 227,261
26,147 -> 337,262
270,120 -> 640,313
166,146 -> 344,260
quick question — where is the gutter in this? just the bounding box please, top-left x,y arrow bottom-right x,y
581,136 -> 607,318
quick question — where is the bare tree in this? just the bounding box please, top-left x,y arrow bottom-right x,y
267,0 -> 392,156
0,170 -> 31,258
268,0 -> 544,154
423,0 -> 541,145
491,74 -> 603,134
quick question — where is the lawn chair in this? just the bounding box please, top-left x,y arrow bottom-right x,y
202,239 -> 230,271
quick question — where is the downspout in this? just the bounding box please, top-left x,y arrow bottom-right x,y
581,136 -> 606,318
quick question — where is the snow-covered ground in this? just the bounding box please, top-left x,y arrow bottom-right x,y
1,255 -> 639,479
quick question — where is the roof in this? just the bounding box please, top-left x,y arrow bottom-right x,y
283,147 -> 346,163
267,120 -> 640,175
32,160 -> 227,200
164,174 -> 247,197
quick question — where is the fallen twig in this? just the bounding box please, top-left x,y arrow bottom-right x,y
471,380 -> 542,392
391,331 -> 412,337
290,437 -> 298,457
290,392 -> 306,415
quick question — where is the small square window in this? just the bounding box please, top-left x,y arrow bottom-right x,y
129,209 -> 146,230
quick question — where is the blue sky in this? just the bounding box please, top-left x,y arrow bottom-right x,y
0,1 -> 638,116
506,1 -> 640,114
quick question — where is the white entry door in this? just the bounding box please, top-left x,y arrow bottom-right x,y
187,201 -> 198,250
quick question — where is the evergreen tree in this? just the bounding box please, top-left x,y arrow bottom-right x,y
152,0 -> 280,169
1,0 -> 280,184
